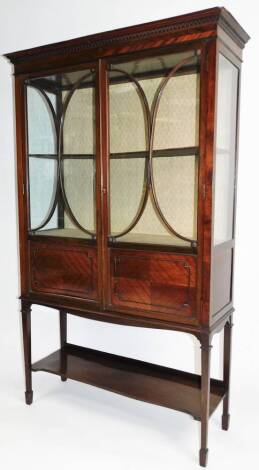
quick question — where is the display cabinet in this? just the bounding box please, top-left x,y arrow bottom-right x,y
5,7 -> 249,466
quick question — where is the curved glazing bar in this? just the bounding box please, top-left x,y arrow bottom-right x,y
149,55 -> 197,245
28,85 -> 60,232
28,85 -> 59,134
109,68 -> 151,240
28,70 -> 96,238
58,71 -> 96,238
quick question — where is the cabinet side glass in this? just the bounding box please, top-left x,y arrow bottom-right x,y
213,54 -> 239,246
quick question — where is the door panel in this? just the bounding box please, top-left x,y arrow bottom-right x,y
110,249 -> 197,320
30,241 -> 98,300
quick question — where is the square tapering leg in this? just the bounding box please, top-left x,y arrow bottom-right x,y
60,310 -> 67,382
199,334 -> 212,467
21,301 -> 33,405
222,317 -> 233,431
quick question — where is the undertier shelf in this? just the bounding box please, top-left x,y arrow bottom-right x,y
32,343 -> 226,419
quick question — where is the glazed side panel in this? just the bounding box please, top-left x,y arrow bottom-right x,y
210,39 -> 242,325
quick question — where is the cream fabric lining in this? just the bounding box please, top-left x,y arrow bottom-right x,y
31,72 -> 199,244
109,74 -> 199,241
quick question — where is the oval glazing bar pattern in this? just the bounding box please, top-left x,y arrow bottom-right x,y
109,52 -> 199,246
27,70 -> 96,238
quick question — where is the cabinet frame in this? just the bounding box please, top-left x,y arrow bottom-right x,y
5,7 -> 249,467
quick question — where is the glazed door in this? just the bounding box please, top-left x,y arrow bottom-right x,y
26,66 -> 98,300
26,67 -> 97,239
107,48 -> 201,319
108,49 -> 200,248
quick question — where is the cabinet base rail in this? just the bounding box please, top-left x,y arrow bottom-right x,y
31,343 -> 226,420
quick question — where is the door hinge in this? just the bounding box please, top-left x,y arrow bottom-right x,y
203,184 -> 206,200
205,51 -> 209,72
206,56 -> 209,72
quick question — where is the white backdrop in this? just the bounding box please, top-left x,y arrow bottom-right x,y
0,1 -> 257,469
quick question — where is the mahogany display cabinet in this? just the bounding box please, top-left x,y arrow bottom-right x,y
5,7 -> 249,467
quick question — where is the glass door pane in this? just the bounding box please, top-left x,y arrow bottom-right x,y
27,87 -> 58,230
26,68 -> 96,239
108,50 -> 200,248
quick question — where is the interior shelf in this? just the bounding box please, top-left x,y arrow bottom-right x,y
32,229 -> 194,248
28,146 -> 199,160
32,343 -> 226,419
109,147 -> 199,159
109,232 -> 193,247
34,228 -> 93,239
